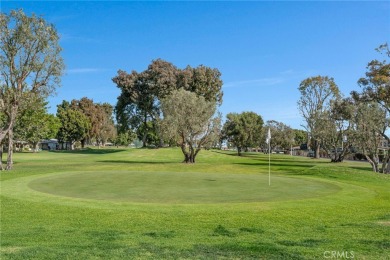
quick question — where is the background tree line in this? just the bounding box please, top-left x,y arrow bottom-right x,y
298,43 -> 389,173
1,10 -> 388,172
56,97 -> 116,150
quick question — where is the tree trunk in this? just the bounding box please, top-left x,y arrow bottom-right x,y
0,143 -> 3,170
142,115 -> 148,148
181,143 -> 197,163
142,132 -> 147,147
180,142 -> 189,163
365,154 -> 379,172
32,142 -> 38,152
6,129 -> 14,170
237,147 -> 242,156
330,151 -> 344,163
154,121 -> 164,148
381,154 -> 390,174
314,140 -> 320,159
0,104 -> 18,170
183,153 -> 195,163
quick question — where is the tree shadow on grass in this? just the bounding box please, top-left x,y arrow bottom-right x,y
233,162 -> 315,168
97,160 -> 179,164
348,167 -> 373,173
212,150 -> 327,164
53,148 -> 126,155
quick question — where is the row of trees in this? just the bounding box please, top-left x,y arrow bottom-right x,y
113,61 -> 307,162
2,10 -> 387,173
298,43 -> 389,173
221,114 -> 306,156
56,98 -> 116,149
0,11 -> 119,169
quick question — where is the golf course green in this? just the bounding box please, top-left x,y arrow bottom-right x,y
26,171 -> 340,203
1,148 -> 389,259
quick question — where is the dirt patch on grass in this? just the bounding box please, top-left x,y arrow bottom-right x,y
377,221 -> 390,226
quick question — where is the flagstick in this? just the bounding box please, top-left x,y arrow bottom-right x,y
268,141 -> 271,186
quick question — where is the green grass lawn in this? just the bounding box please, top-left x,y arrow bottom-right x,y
1,148 -> 389,259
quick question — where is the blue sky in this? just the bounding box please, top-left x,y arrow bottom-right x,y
2,1 -> 390,129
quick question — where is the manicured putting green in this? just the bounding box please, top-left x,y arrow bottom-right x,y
28,171 -> 340,204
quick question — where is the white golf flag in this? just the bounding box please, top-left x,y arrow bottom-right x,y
266,128 -> 271,144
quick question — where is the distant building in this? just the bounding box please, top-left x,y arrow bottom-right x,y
39,139 -> 59,150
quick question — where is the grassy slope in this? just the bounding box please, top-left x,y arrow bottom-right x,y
0,148 -> 389,259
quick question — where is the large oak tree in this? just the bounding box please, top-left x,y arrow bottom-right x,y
113,59 -> 223,147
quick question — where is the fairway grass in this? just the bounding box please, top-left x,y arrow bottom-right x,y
1,148 -> 389,259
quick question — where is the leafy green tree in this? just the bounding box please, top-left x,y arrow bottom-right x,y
95,103 -> 116,146
115,130 -> 137,147
293,129 -> 307,147
14,97 -> 60,151
265,120 -> 294,152
70,97 -> 95,147
56,101 -> 90,150
70,98 -> 116,147
298,76 -> 340,159
0,10 -> 64,170
314,99 -> 355,162
113,59 -> 177,147
351,101 -> 388,172
113,59 -> 223,148
178,65 -> 223,105
160,89 -> 221,163
136,121 -> 160,147
222,112 -> 263,156
352,43 -> 390,173
355,43 -> 390,113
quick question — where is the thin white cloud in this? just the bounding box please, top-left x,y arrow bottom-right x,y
48,14 -> 78,23
224,77 -> 284,88
224,69 -> 319,89
59,33 -> 100,44
66,68 -> 105,74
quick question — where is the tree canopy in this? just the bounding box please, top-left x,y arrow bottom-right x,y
70,97 -> 116,147
160,89 -> 221,163
56,101 -> 90,150
355,43 -> 390,113
265,120 -> 294,152
222,111 -> 263,156
113,59 -> 223,148
351,43 -> 390,172
14,96 -> 60,151
298,76 -> 340,159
